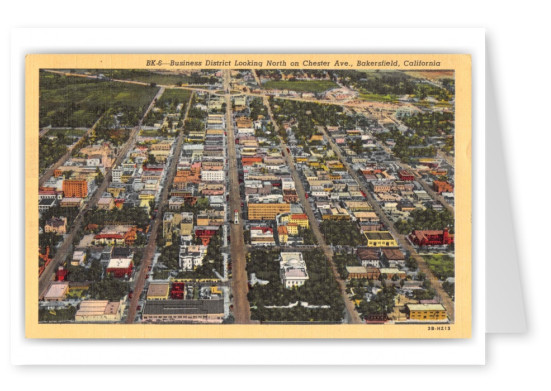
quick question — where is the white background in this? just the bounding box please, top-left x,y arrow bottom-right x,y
1,0 -> 548,388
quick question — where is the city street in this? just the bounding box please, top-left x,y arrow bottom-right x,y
262,92 -> 362,325
224,70 -> 252,324
126,92 -> 194,323
318,126 -> 455,322
39,87 -> 166,299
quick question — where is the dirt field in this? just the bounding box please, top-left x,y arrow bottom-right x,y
404,70 -> 454,80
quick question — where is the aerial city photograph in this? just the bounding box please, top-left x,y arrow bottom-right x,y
37,66 -> 456,326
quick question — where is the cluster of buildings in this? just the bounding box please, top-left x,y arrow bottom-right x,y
39,143 -> 116,214
162,96 -> 229,273
271,105 -> 454,322
234,96 -> 312,246
140,280 -> 225,323
39,93 -> 186,322
322,126 -> 455,246
108,138 -> 175,212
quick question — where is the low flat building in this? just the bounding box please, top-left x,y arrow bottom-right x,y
382,248 -> 406,268
379,268 -> 406,280
364,231 -> 398,247
409,228 -> 454,246
357,247 -> 381,268
346,266 -> 368,279
106,258 -> 133,278
43,281 -> 69,301
250,226 -> 276,246
39,198 -> 57,212
142,300 -> 224,323
60,197 -> 83,208
406,303 -> 448,321
146,283 -> 170,301
71,250 -> 87,266
75,300 -> 125,323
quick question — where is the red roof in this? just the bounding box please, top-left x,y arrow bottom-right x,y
94,233 -> 124,240
251,226 -> 273,234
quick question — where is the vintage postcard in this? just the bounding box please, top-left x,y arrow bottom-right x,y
25,54 -> 471,338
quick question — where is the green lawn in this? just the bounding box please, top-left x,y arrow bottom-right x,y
262,80 -> 339,93
156,89 -> 192,107
49,128 -> 87,138
40,71 -> 159,128
423,254 -> 455,280
101,69 -> 219,87
247,248 -> 345,323
358,92 -> 398,102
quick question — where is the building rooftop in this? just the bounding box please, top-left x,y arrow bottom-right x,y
111,247 -> 133,259
346,266 -> 368,274
107,258 -> 132,269
143,299 -> 224,315
407,303 -> 446,312
44,282 -> 68,300
76,300 -> 121,316
147,283 -> 170,298
365,231 -> 394,241
382,248 -> 405,260
357,248 -> 380,260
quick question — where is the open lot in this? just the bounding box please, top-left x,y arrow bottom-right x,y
262,80 -> 339,93
423,254 -> 455,280
39,71 -> 159,128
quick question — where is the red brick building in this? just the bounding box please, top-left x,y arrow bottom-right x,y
106,258 -> 133,278
194,226 -> 219,245
398,170 -> 415,181
409,228 -> 454,246
433,180 -> 454,194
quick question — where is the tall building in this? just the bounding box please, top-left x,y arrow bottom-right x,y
62,179 -> 88,198
248,203 -> 290,221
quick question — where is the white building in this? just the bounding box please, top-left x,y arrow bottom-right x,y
71,250 -> 87,266
112,168 -> 123,183
201,169 -> 225,182
179,245 -> 208,271
281,177 -> 295,190
279,252 -> 309,289
86,156 -> 102,167
250,227 -> 275,246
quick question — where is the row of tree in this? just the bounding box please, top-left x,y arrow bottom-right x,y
394,208 -> 454,235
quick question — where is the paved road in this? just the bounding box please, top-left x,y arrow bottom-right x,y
38,115 -> 104,187
39,87 -> 165,299
125,92 -> 194,323
437,149 -> 455,167
319,126 -> 455,322
224,70 -> 252,324
262,91 -> 362,325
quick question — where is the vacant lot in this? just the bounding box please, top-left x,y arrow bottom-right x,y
423,254 -> 454,280
263,80 -> 339,93
103,69 -> 219,86
358,91 -> 398,103
404,70 -> 454,81
40,71 -> 159,128
156,88 -> 192,108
